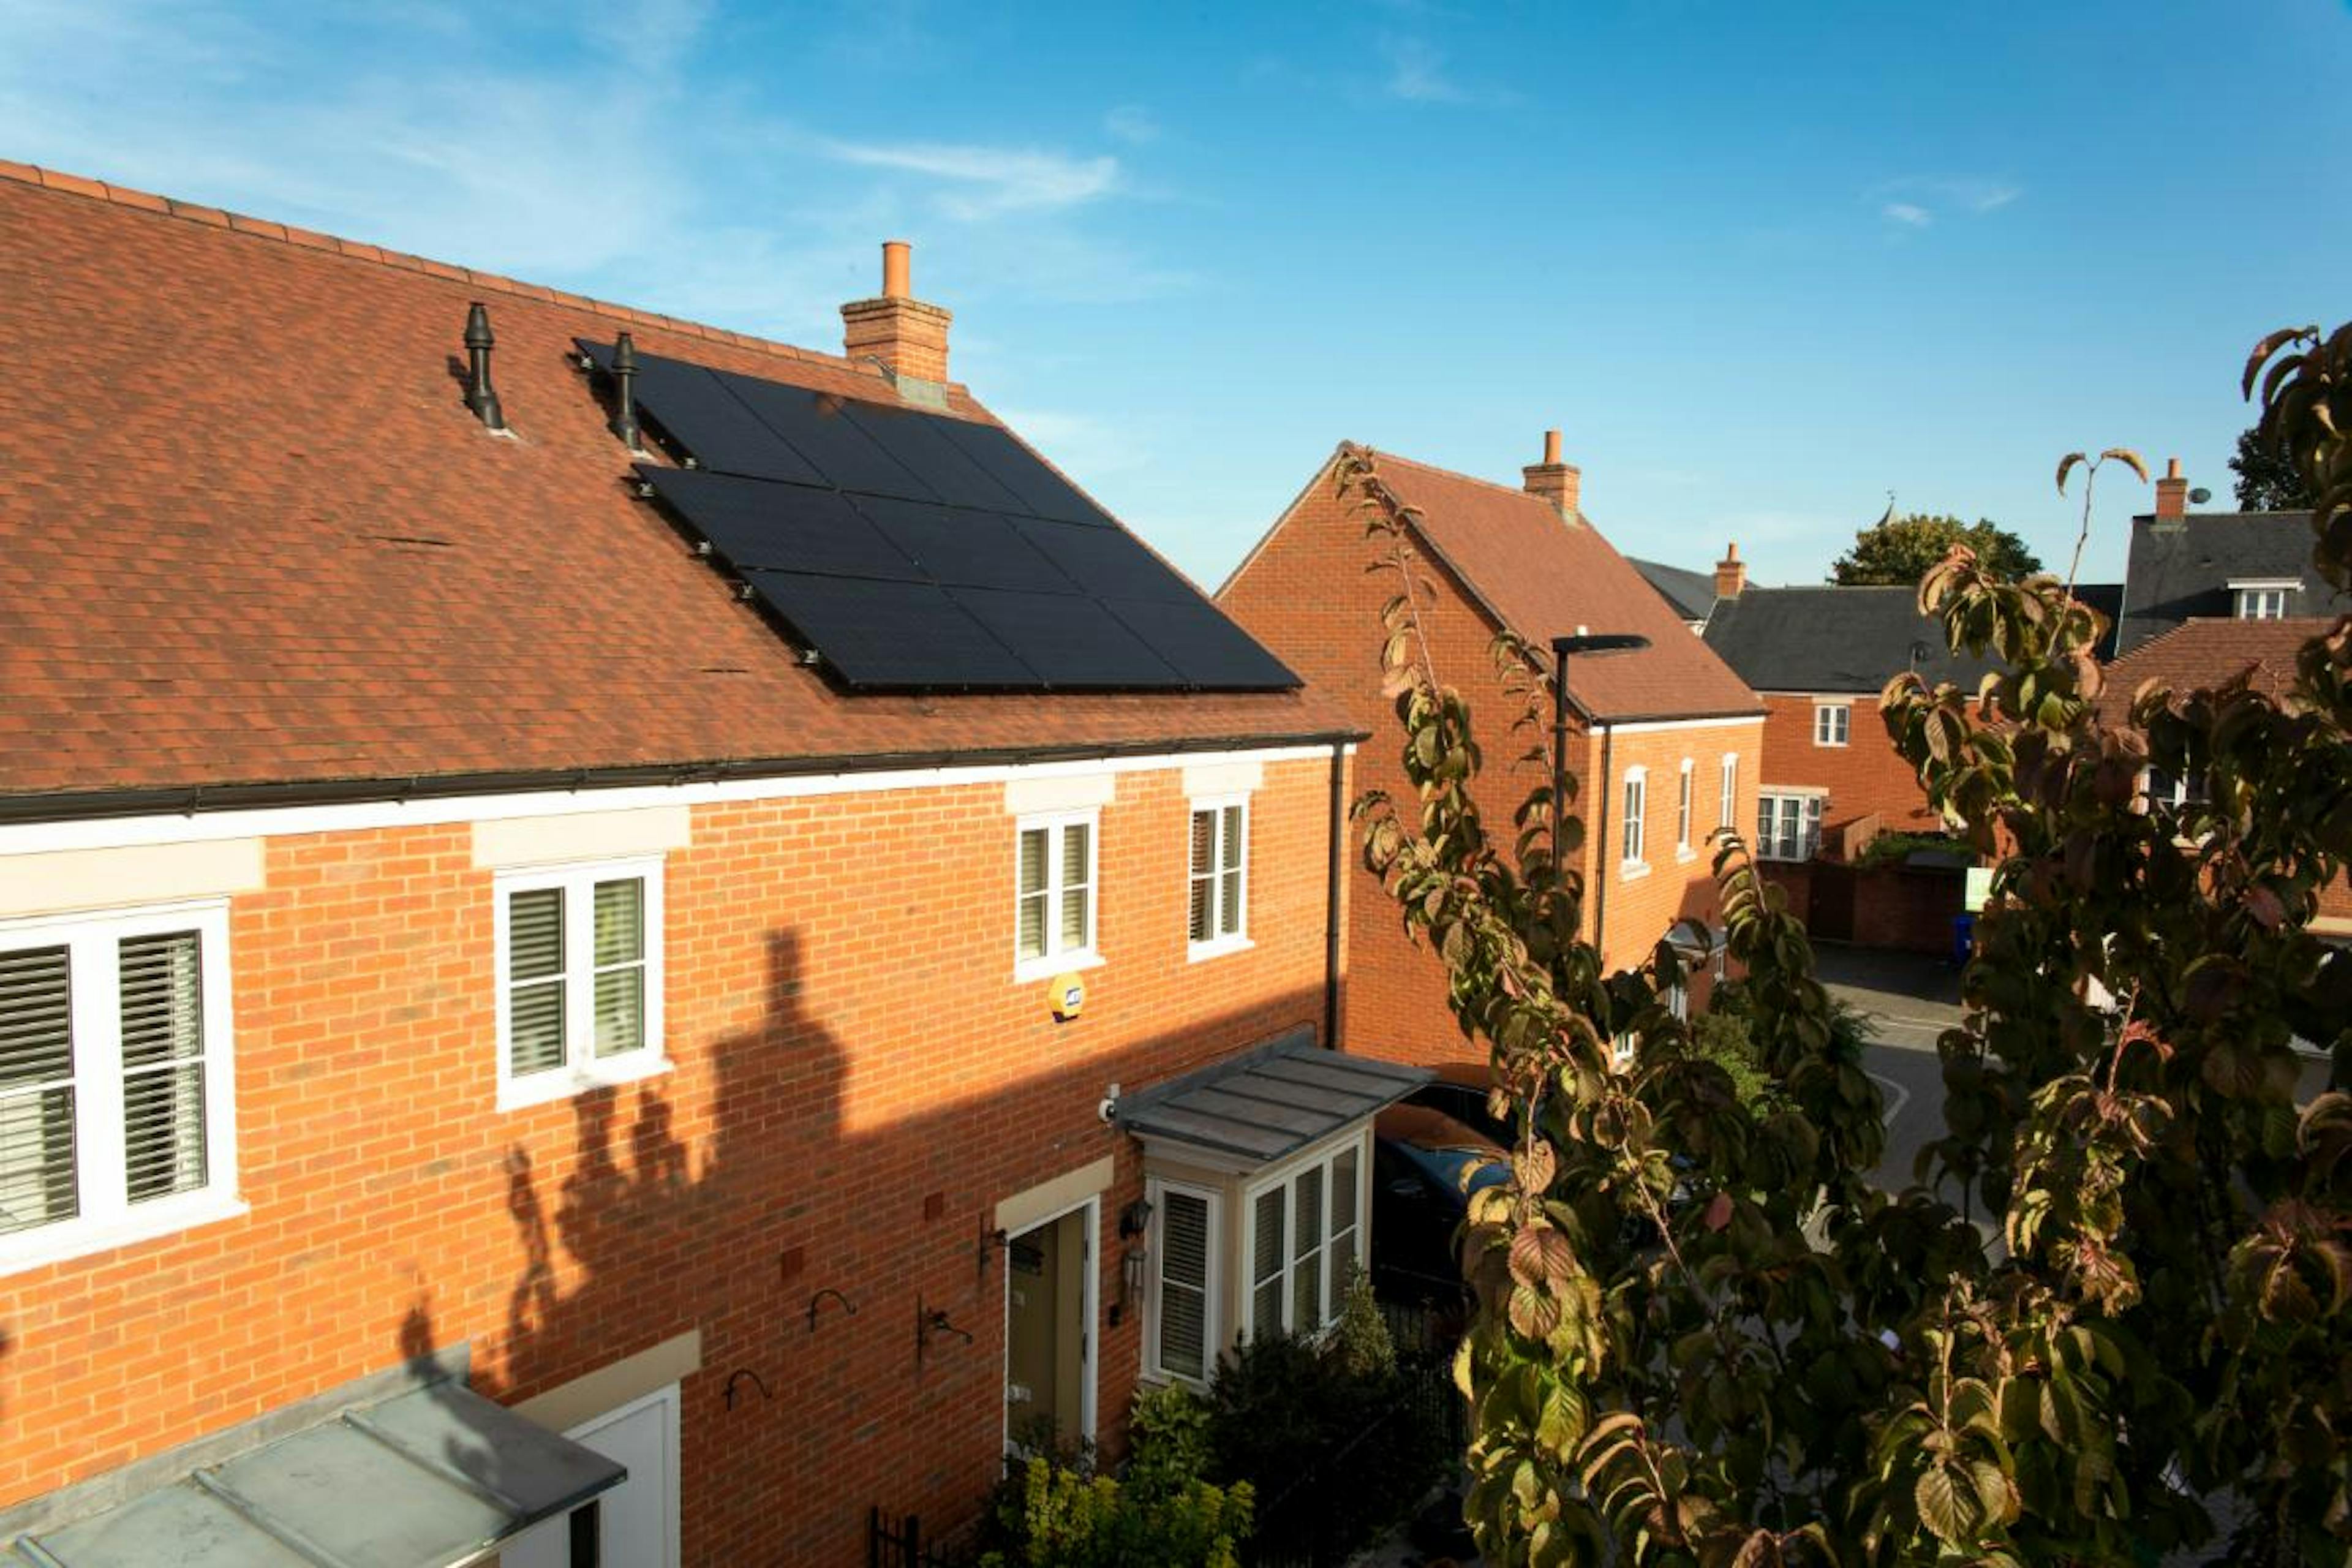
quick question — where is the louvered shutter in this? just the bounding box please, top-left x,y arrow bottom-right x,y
118,932 -> 207,1204
0,944 -> 77,1235
1156,1189 -> 1210,1381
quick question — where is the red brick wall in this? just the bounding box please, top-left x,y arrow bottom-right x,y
0,753 -> 1340,1563
1220,459 -> 1758,1066
1758,693 -> 1941,839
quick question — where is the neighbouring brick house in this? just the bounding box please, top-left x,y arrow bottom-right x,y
2096,617 -> 2352,940
1218,435 -> 1765,1068
0,164 -> 1418,1566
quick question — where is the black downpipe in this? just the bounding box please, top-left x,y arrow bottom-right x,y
462,303 -> 505,431
1322,741 -> 1346,1049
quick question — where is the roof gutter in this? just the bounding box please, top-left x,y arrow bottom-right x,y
0,729 -> 1370,827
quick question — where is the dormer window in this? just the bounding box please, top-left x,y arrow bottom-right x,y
2230,580 -> 2296,620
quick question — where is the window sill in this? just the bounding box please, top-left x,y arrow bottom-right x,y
499,1052 -> 674,1113
0,1191 -> 248,1280
1013,949 -> 1105,987
1619,859 -> 1651,882
1186,934 -> 1254,964
1675,846 -> 1697,864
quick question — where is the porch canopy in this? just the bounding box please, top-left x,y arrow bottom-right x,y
1117,1030 -> 1431,1172
8,1379 -> 623,1568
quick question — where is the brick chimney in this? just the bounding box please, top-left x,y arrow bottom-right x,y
2154,456 -> 2188,521
841,240 -> 952,384
1714,541 -> 1746,600
1522,429 -> 1581,522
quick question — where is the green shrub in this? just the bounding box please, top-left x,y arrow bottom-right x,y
978,1456 -> 1251,1568
1125,1381 -> 1213,1502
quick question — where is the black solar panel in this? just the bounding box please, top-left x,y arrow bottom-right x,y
577,339 -> 821,486
718,374 -> 937,502
596,343 -> 1299,692
851,496 -> 1077,593
639,468 -> 918,580
930,420 -> 1117,527
742,573 -> 1034,688
953,589 -> 1182,688
1013,518 -> 1199,603
838,400 -> 1028,511
1105,595 -> 1303,688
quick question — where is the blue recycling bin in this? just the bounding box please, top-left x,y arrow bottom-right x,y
1950,912 -> 1975,966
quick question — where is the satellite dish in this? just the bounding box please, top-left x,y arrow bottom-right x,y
2188,486 -> 2212,504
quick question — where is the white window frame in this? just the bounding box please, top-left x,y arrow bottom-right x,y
1675,759 -> 1695,859
1719,753 -> 1738,835
1755,791 -> 1825,862
1813,702 -> 1852,747
1240,1130 -> 1368,1342
0,899 -> 242,1276
2231,580 -> 2294,620
1621,766 -> 1648,876
494,856 -> 668,1112
1185,796 -> 1251,962
1012,810 -> 1101,982
1145,1176 -> 1221,1385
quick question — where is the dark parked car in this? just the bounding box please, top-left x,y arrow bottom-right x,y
1370,1101 -> 1508,1304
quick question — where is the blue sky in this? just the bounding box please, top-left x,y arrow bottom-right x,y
6,1 -> 2345,592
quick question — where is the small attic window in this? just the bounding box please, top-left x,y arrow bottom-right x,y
2229,579 -> 2296,620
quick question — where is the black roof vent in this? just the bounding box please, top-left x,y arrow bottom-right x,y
462,302 -> 505,431
609,331 -> 641,450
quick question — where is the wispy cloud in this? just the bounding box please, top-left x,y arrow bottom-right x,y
823,138 -> 1120,219
1872,175 -> 2021,228
1103,104 -> 1159,145
1379,34 -> 1469,102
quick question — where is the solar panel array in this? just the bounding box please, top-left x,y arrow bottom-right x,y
582,339 -> 1297,693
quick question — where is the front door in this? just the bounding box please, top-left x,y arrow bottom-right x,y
503,1384 -> 680,1568
1004,1204 -> 1093,1452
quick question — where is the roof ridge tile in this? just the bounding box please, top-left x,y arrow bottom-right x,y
0,159 -> 914,384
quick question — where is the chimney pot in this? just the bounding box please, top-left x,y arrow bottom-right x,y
843,240 -> 952,385
1521,431 -> 1580,522
1714,541 -> 1746,600
2154,456 -> 2189,521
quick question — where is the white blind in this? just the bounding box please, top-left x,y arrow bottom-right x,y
1058,824 -> 1091,950
1327,1147 -> 1359,1294
592,878 -> 645,1060
507,887 -> 567,1076
1157,1189 -> 1210,1380
1291,1164 -> 1324,1330
118,932 -> 207,1204
1188,811 -> 1215,942
1251,1186 -> 1284,1338
1218,805 -> 1243,938
0,944 -> 77,1235
1017,828 -> 1049,960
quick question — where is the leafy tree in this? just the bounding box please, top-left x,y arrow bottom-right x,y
2231,423 -> 2318,511
1338,320 -> 2352,1566
1831,512 -> 2041,584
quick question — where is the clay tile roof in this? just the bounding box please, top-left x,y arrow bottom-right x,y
1365,453 -> 1762,722
0,165 -> 1352,807
2092,616 -> 2327,726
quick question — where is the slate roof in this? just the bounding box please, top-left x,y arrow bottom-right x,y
1702,586 -> 2003,694
0,165 -> 1353,810
1627,557 -> 1717,623
1366,455 -> 1763,722
2092,616 -> 2323,726
2114,510 -> 2345,656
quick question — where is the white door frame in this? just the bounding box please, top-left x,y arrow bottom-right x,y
1000,1193 -> 1099,1455
570,1382 -> 682,1568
